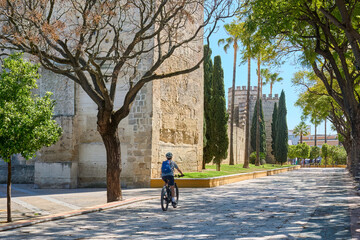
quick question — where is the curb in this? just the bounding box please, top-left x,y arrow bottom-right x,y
151,166 -> 301,188
0,196 -> 157,232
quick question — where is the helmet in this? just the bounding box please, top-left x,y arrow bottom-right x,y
166,152 -> 173,159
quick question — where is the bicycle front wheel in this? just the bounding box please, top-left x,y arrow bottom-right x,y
161,186 -> 169,211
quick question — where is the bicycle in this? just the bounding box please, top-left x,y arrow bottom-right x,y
161,174 -> 184,211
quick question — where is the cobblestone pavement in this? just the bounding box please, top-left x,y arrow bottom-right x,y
0,168 -> 359,239
0,185 -> 159,222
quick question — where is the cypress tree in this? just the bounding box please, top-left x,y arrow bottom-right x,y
250,99 -> 266,154
271,102 -> 278,156
275,90 -> 288,165
209,56 -> 229,171
203,45 -> 213,169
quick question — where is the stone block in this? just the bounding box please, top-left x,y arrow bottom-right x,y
34,162 -> 78,188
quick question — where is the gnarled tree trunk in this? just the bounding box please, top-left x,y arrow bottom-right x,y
98,110 -> 122,202
350,116 -> 360,179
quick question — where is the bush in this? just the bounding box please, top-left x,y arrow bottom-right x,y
250,152 -> 266,164
328,146 -> 347,165
260,158 -> 267,165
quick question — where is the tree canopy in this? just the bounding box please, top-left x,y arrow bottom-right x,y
209,56 -> 229,171
0,54 -> 62,161
271,102 -> 277,157
246,0 -> 360,177
293,121 -> 310,144
296,143 -> 310,166
250,99 -> 266,154
309,146 -> 321,164
203,45 -> 213,169
0,53 -> 61,222
275,90 -> 288,164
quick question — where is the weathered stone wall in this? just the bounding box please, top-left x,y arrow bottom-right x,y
0,155 -> 34,184
227,86 -> 279,164
223,125 -> 245,165
118,83 -> 154,188
248,93 -> 279,163
34,69 -> 79,188
10,3 -> 204,189
151,4 -> 204,177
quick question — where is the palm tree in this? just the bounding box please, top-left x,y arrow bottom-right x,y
293,121 -> 310,143
218,23 -> 241,166
237,21 -> 257,168
310,115 -> 322,147
261,68 -> 283,96
236,20 -> 277,167
255,54 -> 261,166
260,68 -> 271,86
243,44 -> 252,168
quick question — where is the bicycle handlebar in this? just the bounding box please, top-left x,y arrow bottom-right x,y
174,174 -> 185,178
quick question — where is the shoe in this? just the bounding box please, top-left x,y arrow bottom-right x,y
172,201 -> 177,208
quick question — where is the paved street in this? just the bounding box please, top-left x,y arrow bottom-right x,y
0,168 -> 359,239
0,185 -> 159,222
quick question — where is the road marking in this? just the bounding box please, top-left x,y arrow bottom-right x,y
9,186 -> 81,210
0,192 -> 49,215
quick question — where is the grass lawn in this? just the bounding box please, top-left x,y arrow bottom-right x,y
182,164 -> 292,178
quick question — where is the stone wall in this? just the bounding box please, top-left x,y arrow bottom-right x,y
8,3 -> 204,189
223,125 -> 245,165
34,69 -> 79,188
248,93 -> 279,163
227,86 -> 279,164
0,155 -> 34,184
151,4 -> 204,177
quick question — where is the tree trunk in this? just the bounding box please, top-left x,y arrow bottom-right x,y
270,83 -> 273,96
324,118 -> 327,143
7,159 -> 11,222
98,115 -> 123,202
243,56 -> 251,169
255,56 -> 261,166
300,134 -> 303,144
314,124 -> 317,147
342,139 -> 352,171
350,123 -> 360,179
102,130 -> 122,202
229,42 -> 238,166
351,139 -> 359,178
202,158 -> 206,170
216,161 -> 220,171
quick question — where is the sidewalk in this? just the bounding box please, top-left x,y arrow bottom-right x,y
0,184 -> 160,231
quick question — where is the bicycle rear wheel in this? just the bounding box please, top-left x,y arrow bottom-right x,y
174,183 -> 179,204
161,186 -> 169,211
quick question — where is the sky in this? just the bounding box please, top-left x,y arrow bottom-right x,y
207,18 -> 336,136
